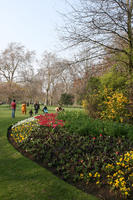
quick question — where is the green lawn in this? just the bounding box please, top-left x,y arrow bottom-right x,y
0,104 -> 98,200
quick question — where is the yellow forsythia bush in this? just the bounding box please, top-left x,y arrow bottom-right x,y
100,88 -> 132,122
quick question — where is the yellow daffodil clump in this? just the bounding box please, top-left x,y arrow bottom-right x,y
11,120 -> 38,144
104,150 -> 133,198
80,171 -> 101,186
79,150 -> 133,198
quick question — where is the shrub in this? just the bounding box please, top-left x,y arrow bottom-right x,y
59,93 -> 74,105
82,77 -> 101,118
99,88 -> 132,123
57,111 -> 133,138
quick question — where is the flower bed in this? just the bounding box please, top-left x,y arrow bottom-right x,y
35,113 -> 64,128
9,113 -> 133,199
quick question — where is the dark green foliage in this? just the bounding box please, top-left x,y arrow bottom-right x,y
87,77 -> 101,94
100,69 -> 127,92
57,111 -> 133,138
59,93 -> 74,105
18,125 -> 133,185
83,77 -> 102,118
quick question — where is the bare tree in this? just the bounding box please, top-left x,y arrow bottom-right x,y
38,52 -> 61,105
38,51 -> 76,105
0,42 -> 35,102
23,78 -> 43,103
0,42 -> 35,84
0,82 -> 25,103
61,0 -> 133,71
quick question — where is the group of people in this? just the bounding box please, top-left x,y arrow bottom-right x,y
11,99 -> 64,119
10,100 -> 49,118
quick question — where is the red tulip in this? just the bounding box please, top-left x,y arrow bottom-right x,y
34,113 -> 64,128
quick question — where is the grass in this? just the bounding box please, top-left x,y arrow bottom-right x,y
0,104 -> 98,200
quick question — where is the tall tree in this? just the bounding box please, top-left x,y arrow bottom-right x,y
61,0 -> 133,71
0,42 -> 35,102
38,52 -> 61,105
0,42 -> 35,84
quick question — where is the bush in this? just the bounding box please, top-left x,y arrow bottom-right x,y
59,93 -> 74,105
99,88 -> 132,122
57,111 -> 133,138
82,77 -> 101,118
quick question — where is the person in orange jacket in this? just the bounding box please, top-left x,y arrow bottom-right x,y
21,102 -> 26,114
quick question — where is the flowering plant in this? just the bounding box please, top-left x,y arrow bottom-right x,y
34,113 -> 65,128
11,120 -> 39,143
103,150 -> 133,198
99,88 -> 131,122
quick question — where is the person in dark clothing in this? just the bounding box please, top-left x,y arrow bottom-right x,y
29,109 -> 33,117
42,106 -> 48,113
34,102 -> 40,114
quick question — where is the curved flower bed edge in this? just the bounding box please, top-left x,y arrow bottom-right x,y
7,114 -> 133,200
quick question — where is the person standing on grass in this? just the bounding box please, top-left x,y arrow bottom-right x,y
11,99 -> 16,118
21,102 -> 26,114
34,101 -> 40,114
29,109 -> 33,117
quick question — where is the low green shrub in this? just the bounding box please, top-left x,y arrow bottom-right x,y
57,111 -> 133,138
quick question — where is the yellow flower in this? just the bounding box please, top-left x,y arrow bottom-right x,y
119,177 -> 124,182
120,117 -> 123,123
107,175 -> 111,178
125,192 -> 129,196
80,173 -> 84,178
116,162 -> 120,165
94,172 -> 100,178
129,173 -> 133,177
88,173 -> 92,177
121,181 -> 126,187
118,170 -> 124,175
113,173 -> 117,177
121,163 -> 125,167
112,109 -> 115,113
114,182 -> 119,188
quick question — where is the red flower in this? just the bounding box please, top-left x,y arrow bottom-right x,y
100,134 -> 102,137
34,113 -> 64,128
52,124 -> 58,128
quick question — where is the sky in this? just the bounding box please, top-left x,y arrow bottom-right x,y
0,0 -> 72,59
